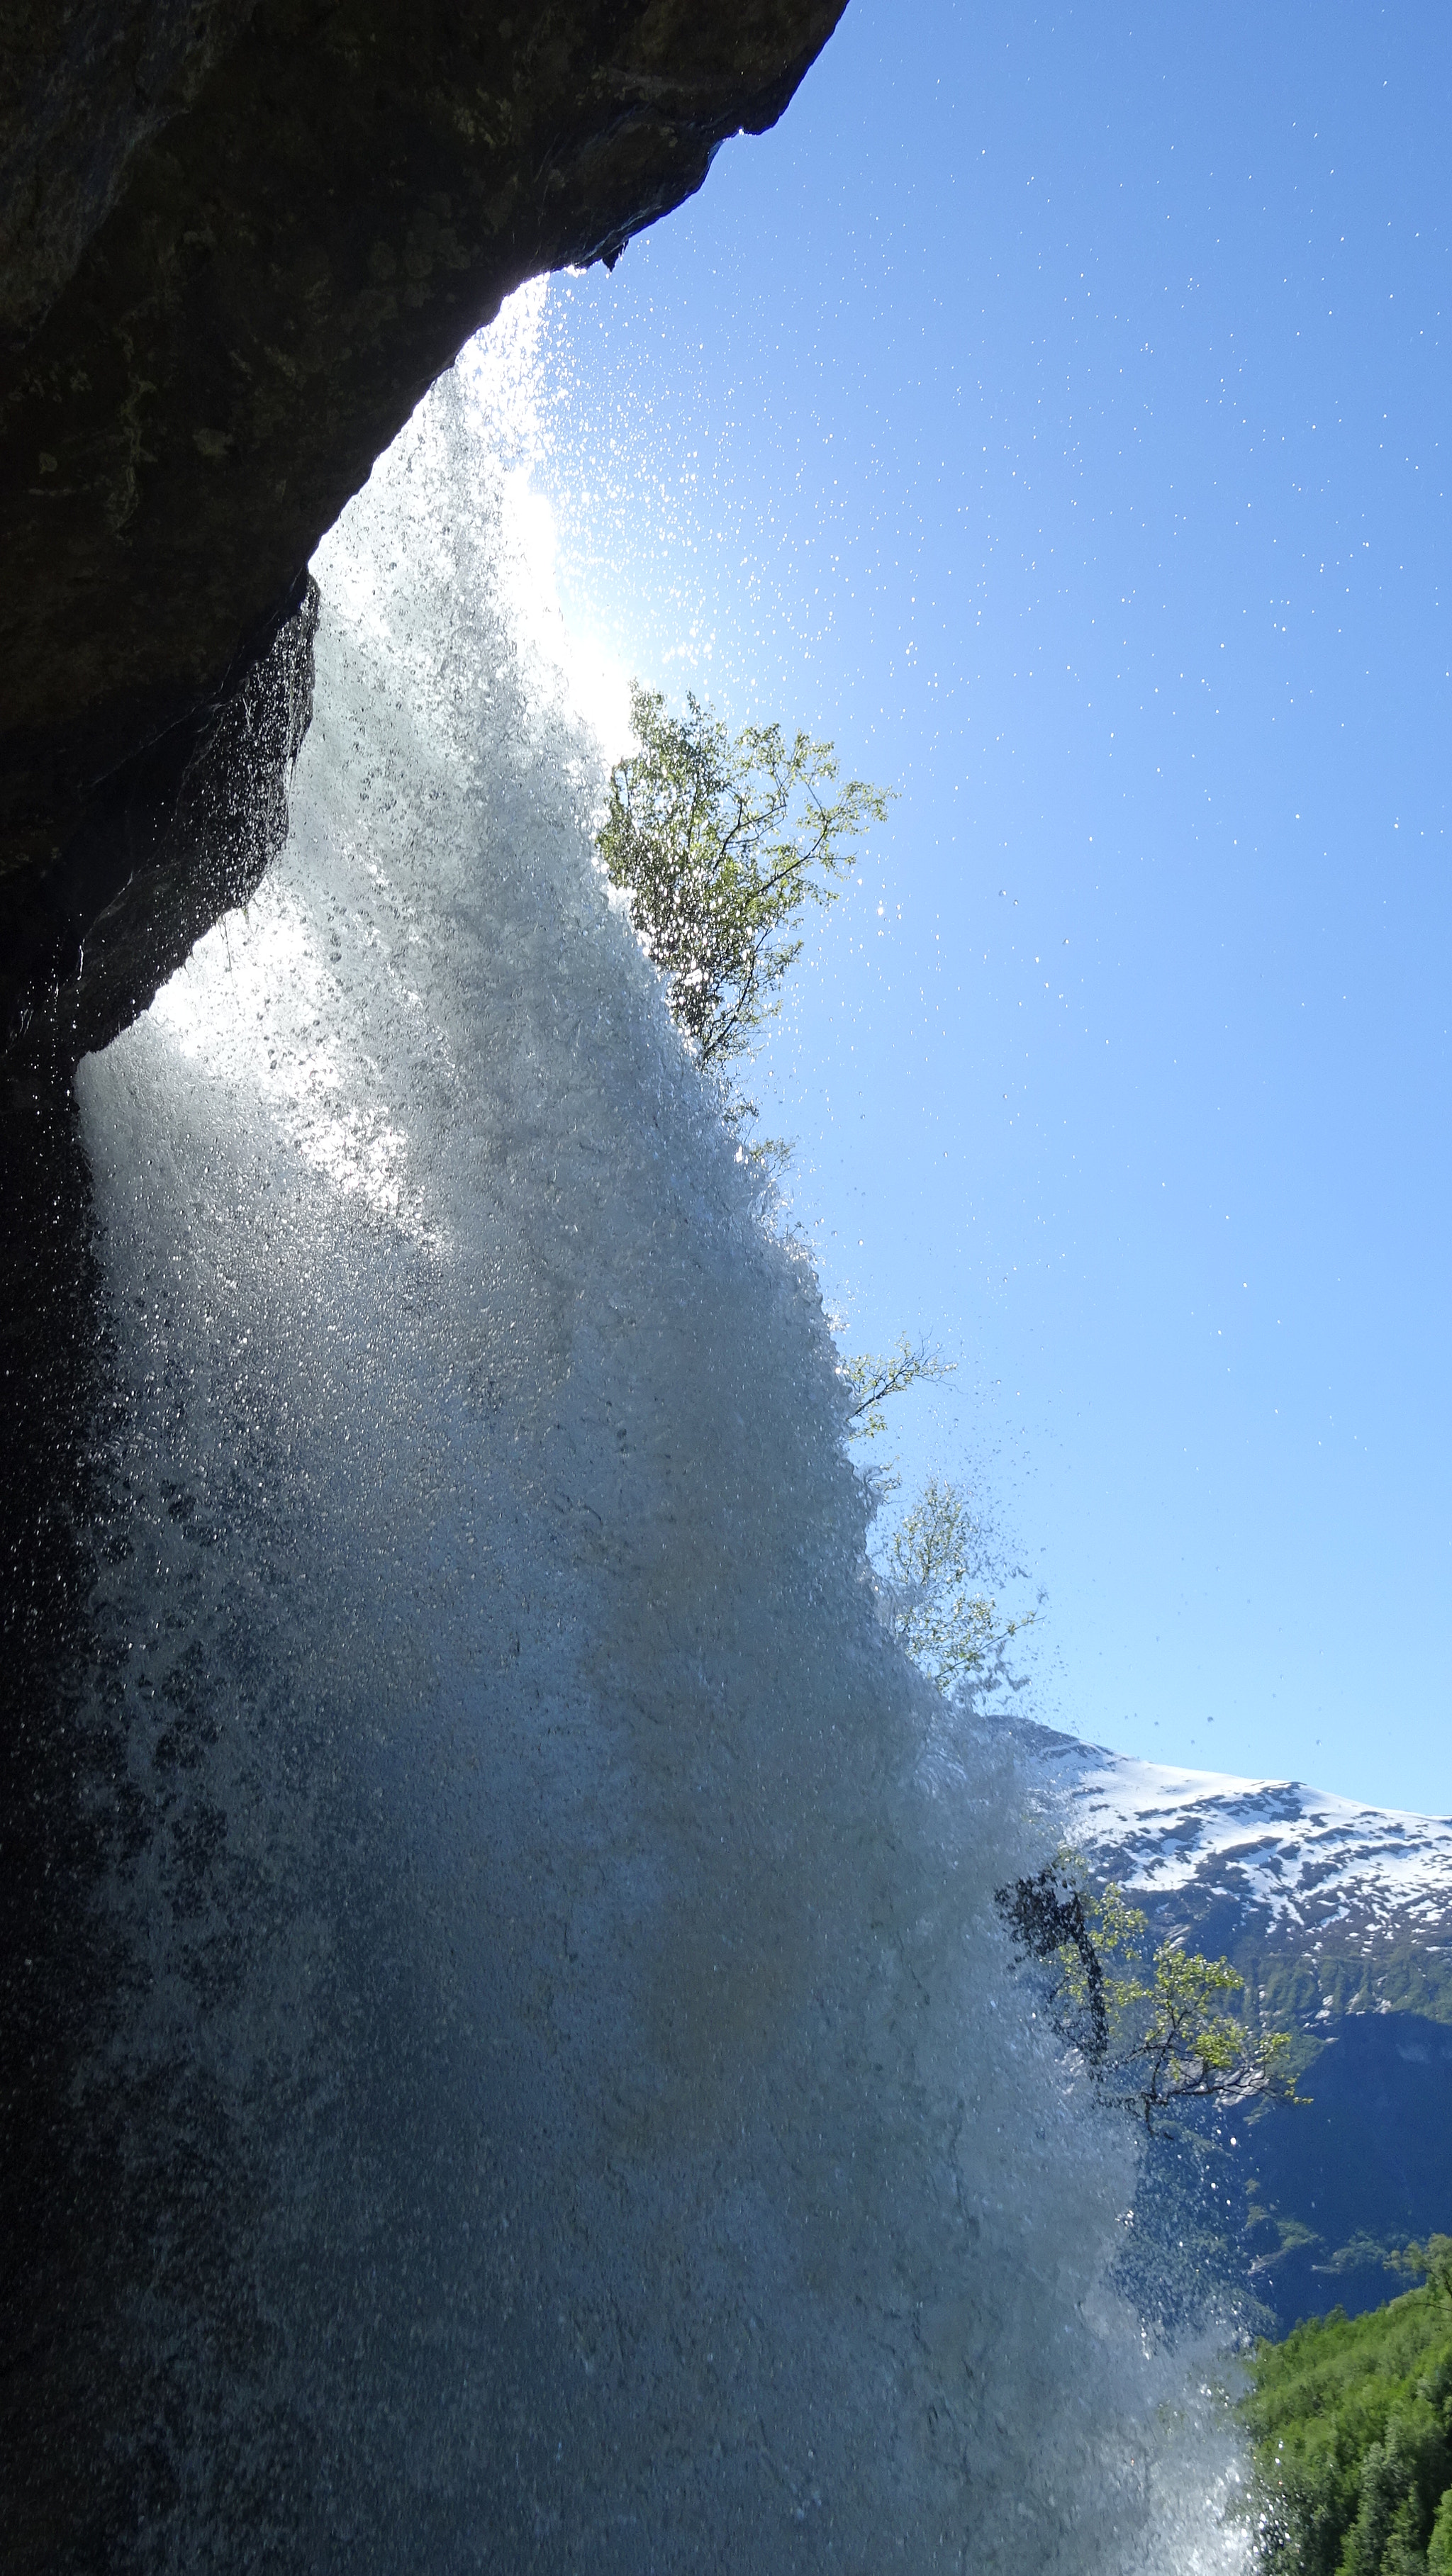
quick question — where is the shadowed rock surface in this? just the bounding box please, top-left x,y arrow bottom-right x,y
6,574 -> 318,1065
1,0 -> 844,1060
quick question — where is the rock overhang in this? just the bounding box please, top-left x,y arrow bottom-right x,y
1,0 -> 847,1065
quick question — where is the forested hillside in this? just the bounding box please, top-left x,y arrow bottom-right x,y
1242,2249 -> 1452,2572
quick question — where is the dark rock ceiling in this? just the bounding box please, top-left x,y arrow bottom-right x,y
1,0 -> 846,1064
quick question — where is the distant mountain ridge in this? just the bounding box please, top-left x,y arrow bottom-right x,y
1035,1730 -> 1452,2025
1014,1726 -> 1452,2333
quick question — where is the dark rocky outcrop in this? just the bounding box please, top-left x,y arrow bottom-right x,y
6,573 -> 318,1063
1,0 -> 844,1063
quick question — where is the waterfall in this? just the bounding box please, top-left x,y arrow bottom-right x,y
26,322 -> 1248,2570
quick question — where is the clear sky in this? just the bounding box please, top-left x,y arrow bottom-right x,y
519,0 -> 1450,1815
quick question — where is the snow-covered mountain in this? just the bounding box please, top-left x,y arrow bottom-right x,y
1024,1726 -> 1452,2020
1016,1727 -> 1452,2331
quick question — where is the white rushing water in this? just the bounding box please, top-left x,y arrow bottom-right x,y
72,303 -> 1251,2570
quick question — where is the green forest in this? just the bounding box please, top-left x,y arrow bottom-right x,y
1243,2243 -> 1452,2572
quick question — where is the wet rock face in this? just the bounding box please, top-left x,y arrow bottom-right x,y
0,0 -> 844,1048
5,575 -> 319,1065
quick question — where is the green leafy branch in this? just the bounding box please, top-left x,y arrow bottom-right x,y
597,683 -> 892,1083
876,1473 -> 1036,1698
839,1339 -> 1037,1699
842,1335 -> 956,1445
597,684 -> 1032,1706
997,1850 -> 1305,2135
1389,2239 -> 1452,2300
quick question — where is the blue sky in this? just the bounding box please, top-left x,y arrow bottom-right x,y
523,0 -> 1450,1813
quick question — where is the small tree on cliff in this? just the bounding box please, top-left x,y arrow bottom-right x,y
842,1338 -> 1037,1699
599,692 -> 1036,1701
876,1473 -> 1039,1699
996,1851 -> 1302,2135
842,1336 -> 956,1445
597,683 -> 891,1079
